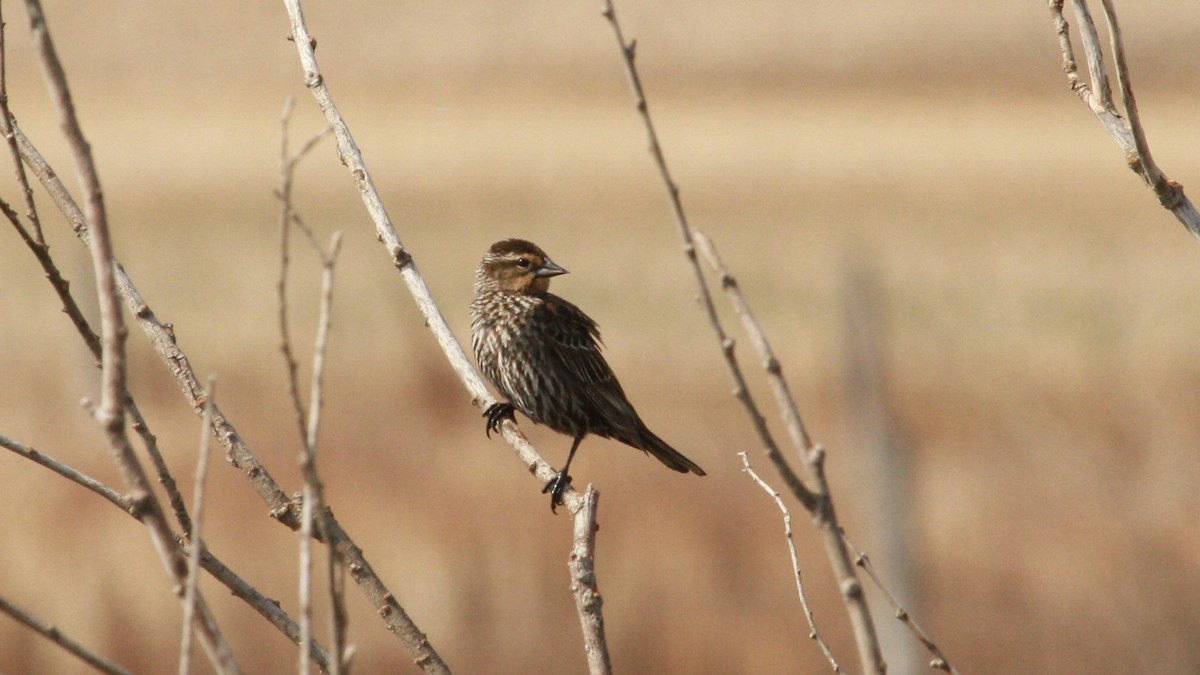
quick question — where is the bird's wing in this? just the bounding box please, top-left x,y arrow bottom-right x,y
539,295 -> 650,443
538,296 -> 622,391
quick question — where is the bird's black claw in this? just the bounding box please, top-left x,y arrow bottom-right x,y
483,402 -> 516,438
542,471 -> 572,514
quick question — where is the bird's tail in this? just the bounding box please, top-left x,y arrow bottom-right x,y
632,423 -> 706,476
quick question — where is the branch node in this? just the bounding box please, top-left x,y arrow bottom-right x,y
392,244 -> 413,268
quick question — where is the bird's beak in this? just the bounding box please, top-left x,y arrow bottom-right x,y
535,259 -> 568,278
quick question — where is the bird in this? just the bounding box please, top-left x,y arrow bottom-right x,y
471,238 -> 706,512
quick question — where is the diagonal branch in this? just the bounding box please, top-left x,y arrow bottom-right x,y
23,1 -> 238,670
595,2 -> 887,671
840,529 -> 958,674
739,453 -> 842,674
13,117 -> 437,673
280,3 -> 620,671
1097,0 -> 1161,188
1,432 -> 333,672
14,109 -> 423,674
596,1 -> 819,515
13,121 -> 299,524
1049,0 -> 1199,238
692,230 -> 889,673
0,434 -> 129,512
0,594 -> 131,675
0,195 -> 194,536
278,0 -> 577,511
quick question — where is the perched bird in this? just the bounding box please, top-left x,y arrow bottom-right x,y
471,238 -> 705,512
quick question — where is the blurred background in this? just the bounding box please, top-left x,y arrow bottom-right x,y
2,1 -> 1199,672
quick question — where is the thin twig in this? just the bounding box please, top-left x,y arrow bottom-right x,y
15,121 -> 299,527
181,377 -> 218,675
14,118 -> 419,675
1068,0 -> 1113,111
690,231 -> 886,673
739,453 -> 842,673
693,232 -> 815,460
1097,0 -> 1161,187
24,1 -> 238,670
276,100 -> 344,675
568,486 -> 611,675
1,435 -> 333,672
279,0 -> 577,514
1049,0 -> 1199,238
0,196 -> 101,356
301,232 -> 345,675
596,2 -> 818,514
0,434 -> 129,512
596,3 -> 885,672
314,233 -> 348,673
277,98 -> 333,447
840,530 -> 959,674
0,197 -> 194,536
278,97 -> 310,446
0,3 -> 44,244
0,595 -> 131,675
193,545 -> 334,672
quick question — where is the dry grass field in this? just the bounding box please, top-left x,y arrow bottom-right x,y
2,2 -> 1199,673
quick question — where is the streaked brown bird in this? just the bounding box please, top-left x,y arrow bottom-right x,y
471,238 -> 705,512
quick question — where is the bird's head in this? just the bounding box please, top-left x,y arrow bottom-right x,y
476,239 -> 568,294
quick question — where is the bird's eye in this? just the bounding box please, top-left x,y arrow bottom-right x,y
515,258 -> 532,269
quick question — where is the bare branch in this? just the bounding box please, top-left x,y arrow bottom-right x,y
14,119 -> 299,522
1097,0 -> 1161,187
840,530 -> 959,674
568,487 -> 611,675
1068,0 -> 1113,111
1049,0 -> 1200,238
279,0 -> 576,513
307,233 -> 340,456
24,1 -> 238,669
0,196 -> 101,356
300,481 -> 316,675
696,228 -> 926,667
596,3 -> 885,671
0,196 -> 193,536
596,3 -> 820,515
2,434 -> 333,673
193,546 -> 334,672
15,116 -> 434,675
302,232 -> 347,675
0,433 -> 128,512
0,3 -> 44,244
314,233 -> 349,673
0,595 -> 131,675
692,233 -> 815,459
739,453 -> 842,673
181,377 -> 218,675
276,98 -> 333,447
278,98 -> 311,447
